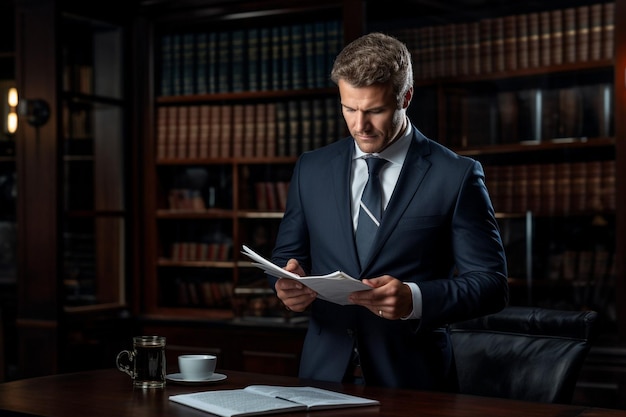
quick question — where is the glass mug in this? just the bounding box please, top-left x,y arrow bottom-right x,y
116,336 -> 167,388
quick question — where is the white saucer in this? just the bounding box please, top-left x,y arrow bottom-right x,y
166,372 -> 227,385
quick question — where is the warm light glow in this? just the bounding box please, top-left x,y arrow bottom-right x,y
7,112 -> 17,134
7,87 -> 18,107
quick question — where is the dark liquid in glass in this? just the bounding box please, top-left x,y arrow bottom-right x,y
134,345 -> 165,388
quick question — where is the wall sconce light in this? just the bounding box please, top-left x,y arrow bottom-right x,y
5,88 -> 51,134
7,87 -> 18,135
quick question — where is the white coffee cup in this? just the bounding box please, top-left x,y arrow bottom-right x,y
178,354 -> 217,380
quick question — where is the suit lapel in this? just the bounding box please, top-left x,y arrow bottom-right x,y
329,141 -> 362,270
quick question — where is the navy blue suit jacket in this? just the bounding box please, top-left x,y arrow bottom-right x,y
270,126 -> 508,390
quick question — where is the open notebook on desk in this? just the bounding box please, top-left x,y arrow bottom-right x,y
240,245 -> 371,305
169,385 -> 380,417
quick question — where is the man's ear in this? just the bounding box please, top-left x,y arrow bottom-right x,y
403,87 -> 413,109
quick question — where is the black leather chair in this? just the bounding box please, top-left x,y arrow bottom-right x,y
449,306 -> 598,404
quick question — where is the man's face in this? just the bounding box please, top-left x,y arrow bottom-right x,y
338,79 -> 411,154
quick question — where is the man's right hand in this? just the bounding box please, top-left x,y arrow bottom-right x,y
274,259 -> 317,312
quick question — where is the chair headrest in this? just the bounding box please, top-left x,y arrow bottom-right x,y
450,306 -> 598,341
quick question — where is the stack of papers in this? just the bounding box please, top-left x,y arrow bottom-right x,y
240,245 -> 371,305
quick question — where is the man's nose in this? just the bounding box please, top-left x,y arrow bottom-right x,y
354,111 -> 369,130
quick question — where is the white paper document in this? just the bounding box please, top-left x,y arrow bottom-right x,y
169,385 -> 380,417
240,245 -> 371,305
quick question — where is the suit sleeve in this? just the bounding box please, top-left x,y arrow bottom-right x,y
268,156 -> 311,289
418,160 -> 509,329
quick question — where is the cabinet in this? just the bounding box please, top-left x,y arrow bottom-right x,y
14,0 -> 133,378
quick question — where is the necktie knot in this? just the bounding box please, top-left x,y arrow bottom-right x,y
365,157 -> 388,178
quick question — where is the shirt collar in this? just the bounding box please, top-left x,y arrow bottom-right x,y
353,119 -> 412,166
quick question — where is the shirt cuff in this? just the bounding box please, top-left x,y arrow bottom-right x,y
401,282 -> 422,320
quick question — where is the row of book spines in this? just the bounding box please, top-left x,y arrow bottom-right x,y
165,181 -> 289,212
453,83 -> 613,147
168,189 -> 206,210
485,160 -> 615,215
160,20 -> 342,96
171,242 -> 231,262
156,100 -> 344,160
175,278 -> 233,308
393,2 -> 614,80
253,181 -> 289,212
556,248 -> 615,283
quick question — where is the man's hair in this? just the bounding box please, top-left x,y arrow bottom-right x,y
330,32 -> 413,107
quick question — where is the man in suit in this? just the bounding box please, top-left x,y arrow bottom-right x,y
269,32 -> 508,390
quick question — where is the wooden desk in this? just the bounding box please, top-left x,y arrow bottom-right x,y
0,368 -> 622,417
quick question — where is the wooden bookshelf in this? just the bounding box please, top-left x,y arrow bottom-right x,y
133,0 -> 626,406
136,0 -> 623,325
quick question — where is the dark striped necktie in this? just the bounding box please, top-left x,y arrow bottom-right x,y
355,157 -> 389,268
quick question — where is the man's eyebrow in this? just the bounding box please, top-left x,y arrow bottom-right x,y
341,103 -> 387,112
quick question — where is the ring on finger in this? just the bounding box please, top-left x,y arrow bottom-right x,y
378,309 -> 383,317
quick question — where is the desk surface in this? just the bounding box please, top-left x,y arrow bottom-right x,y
0,368 -> 623,417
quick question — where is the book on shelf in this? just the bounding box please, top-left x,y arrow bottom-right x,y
195,32 -> 208,94
207,31 -> 218,93
539,11 -> 552,67
187,105 -> 200,158
589,3 -> 604,60
220,105 -> 232,158
231,29 -> 245,92
241,245 -> 371,305
527,12 -> 540,68
265,103 -> 277,157
563,7 -> 577,64
603,2 -> 614,60
232,104 -> 245,158
209,105 -> 221,158
275,101 -> 288,156
156,106 -> 168,159
490,18 -> 504,73
455,22 -> 470,76
291,23 -> 304,90
287,99 -> 301,156
280,25 -> 291,90
166,106 -> 178,158
325,20 -> 342,86
502,15 -> 517,71
182,33 -> 196,95
313,21 -> 327,87
169,385 -> 380,417
160,34 -> 173,96
171,33 -> 183,95
577,5 -> 591,62
243,104 -> 256,157
516,14 -> 529,69
304,22 -> 316,87
198,105 -> 210,158
550,9 -> 564,65
255,103 -> 267,157
247,27 -> 259,91
177,105 -> 189,158
218,31 -> 232,92
259,27 -> 271,91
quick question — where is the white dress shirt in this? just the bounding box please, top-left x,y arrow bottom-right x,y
350,122 -> 423,320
